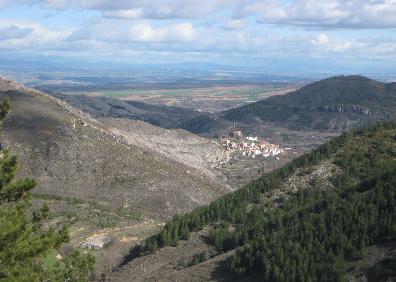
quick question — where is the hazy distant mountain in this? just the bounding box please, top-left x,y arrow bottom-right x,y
223,75 -> 395,130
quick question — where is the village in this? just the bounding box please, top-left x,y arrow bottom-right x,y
220,127 -> 285,159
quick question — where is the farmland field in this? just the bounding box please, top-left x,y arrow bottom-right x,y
63,84 -> 299,112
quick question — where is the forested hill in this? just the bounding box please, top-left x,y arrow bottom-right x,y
266,75 -> 396,108
119,122 -> 396,281
223,76 -> 396,130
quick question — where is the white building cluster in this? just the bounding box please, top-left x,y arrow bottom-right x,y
221,136 -> 284,158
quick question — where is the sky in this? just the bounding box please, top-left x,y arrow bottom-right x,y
0,0 -> 396,74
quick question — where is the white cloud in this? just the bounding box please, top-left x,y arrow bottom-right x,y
2,1 -> 396,29
309,33 -> 396,59
0,20 -> 72,50
238,0 -> 396,29
1,1 -> 396,66
67,20 -> 196,43
41,0 -> 232,19
1,17 -> 395,62
311,33 -> 355,53
129,23 -> 195,42
312,33 -> 330,46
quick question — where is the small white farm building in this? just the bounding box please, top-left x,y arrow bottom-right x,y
81,236 -> 111,250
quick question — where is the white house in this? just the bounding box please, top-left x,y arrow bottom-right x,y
81,236 -> 111,250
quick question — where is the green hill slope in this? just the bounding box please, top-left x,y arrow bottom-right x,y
267,75 -> 396,108
116,122 -> 396,281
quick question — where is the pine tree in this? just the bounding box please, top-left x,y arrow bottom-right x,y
0,99 -> 94,281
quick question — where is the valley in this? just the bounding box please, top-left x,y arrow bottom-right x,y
1,74 -> 395,280
2,2 -> 396,281
0,78 -> 232,277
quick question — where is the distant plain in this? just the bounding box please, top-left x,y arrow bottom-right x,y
60,84 -> 299,112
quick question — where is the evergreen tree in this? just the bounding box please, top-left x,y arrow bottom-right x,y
0,99 -> 94,281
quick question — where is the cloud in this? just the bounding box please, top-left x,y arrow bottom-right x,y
4,0 -> 395,29
312,33 -> 330,46
238,0 -> 396,29
40,0 -> 127,10
0,20 -> 72,50
41,0 -> 231,19
1,17 -> 395,62
1,0 -> 396,68
67,20 -> 196,43
311,33 -> 357,53
309,33 -> 396,59
0,25 -> 33,41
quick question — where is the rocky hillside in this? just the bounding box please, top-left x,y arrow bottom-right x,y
223,76 -> 396,130
0,78 -> 229,220
0,77 -> 34,92
99,118 -> 229,180
51,93 -> 229,136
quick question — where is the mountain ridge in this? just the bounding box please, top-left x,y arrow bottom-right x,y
223,75 -> 395,130
266,75 -> 396,108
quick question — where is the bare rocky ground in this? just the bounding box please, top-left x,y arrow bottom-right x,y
99,118 -> 230,181
0,77 -> 36,93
